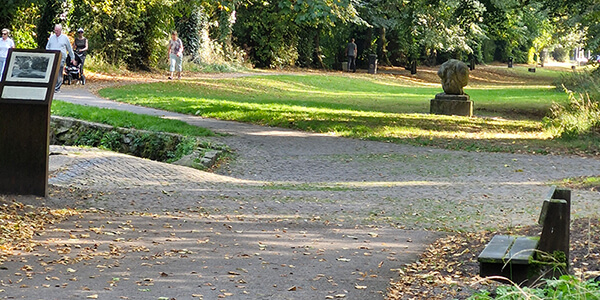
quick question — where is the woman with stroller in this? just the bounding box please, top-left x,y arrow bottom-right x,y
0,28 -> 15,80
73,28 -> 88,75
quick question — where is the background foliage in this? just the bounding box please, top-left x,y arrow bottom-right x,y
2,0 -> 598,70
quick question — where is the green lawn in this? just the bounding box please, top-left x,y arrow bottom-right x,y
97,73 -> 599,154
51,100 -> 215,137
99,74 -> 564,116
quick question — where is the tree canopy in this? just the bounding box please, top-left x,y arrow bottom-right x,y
3,0 -> 598,69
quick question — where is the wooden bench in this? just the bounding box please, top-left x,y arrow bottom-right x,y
478,186 -> 571,285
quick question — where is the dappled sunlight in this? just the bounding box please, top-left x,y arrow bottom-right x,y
245,129 -> 328,137
257,180 -> 546,189
466,84 -> 557,90
95,73 -> 585,154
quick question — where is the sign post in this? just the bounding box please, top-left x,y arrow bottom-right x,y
0,49 -> 61,197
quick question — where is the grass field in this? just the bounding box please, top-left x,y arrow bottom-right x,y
95,72 -> 599,154
51,101 -> 215,137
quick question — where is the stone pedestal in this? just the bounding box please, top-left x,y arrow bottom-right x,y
430,93 -> 473,117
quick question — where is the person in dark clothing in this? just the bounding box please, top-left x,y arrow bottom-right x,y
345,38 -> 357,73
73,28 -> 88,75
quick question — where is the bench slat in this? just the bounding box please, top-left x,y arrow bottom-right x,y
507,237 -> 538,265
478,235 -> 514,263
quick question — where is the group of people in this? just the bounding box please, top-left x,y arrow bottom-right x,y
45,24 -> 87,92
44,26 -> 182,84
2,25 -> 354,86
0,24 -> 88,92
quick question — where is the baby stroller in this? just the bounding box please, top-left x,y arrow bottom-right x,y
63,52 -> 85,85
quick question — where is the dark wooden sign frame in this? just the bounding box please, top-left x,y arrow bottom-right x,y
0,49 -> 62,197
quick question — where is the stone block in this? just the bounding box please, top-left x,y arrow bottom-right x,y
430,98 -> 473,117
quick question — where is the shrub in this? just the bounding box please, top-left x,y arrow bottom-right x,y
555,71 -> 600,98
543,90 -> 600,139
468,275 -> 600,299
544,70 -> 600,138
552,46 -> 569,62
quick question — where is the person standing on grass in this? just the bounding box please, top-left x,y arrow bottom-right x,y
46,24 -> 75,92
167,31 -> 183,80
0,28 -> 15,80
345,38 -> 357,73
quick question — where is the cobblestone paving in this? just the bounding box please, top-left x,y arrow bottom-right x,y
47,86 -> 600,232
1,84 -> 597,300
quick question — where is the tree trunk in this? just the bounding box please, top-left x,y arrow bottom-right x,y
37,0 -> 62,49
378,27 -> 391,66
313,27 -> 326,69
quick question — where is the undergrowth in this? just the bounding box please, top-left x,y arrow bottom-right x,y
469,275 -> 600,299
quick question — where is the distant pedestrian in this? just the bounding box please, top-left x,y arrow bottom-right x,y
73,28 -> 88,75
167,31 -> 183,80
345,38 -> 357,73
46,24 -> 75,92
0,28 -> 15,80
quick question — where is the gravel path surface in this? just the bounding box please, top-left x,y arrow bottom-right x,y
54,87 -> 600,231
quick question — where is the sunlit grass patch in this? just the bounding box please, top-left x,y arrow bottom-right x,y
51,101 -> 215,137
559,176 -> 600,191
95,73 -> 600,154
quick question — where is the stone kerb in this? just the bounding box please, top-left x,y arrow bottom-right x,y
50,116 -> 224,169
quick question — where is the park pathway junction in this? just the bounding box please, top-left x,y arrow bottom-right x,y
1,72 -> 600,299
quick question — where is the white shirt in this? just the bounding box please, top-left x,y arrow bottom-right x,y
46,33 -> 74,62
0,38 -> 15,59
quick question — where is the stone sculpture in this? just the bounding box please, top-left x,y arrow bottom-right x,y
430,59 -> 473,117
437,59 -> 469,95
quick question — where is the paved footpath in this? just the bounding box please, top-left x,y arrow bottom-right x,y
0,81 -> 599,300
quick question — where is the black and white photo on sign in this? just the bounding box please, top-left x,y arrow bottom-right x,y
5,51 -> 55,83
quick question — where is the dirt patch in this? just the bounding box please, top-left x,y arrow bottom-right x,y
68,63 -> 567,94
386,217 -> 600,299
378,63 -> 566,86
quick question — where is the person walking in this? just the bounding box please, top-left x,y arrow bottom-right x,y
73,28 -> 88,75
46,24 -> 75,92
167,31 -> 183,80
0,28 -> 15,80
345,38 -> 357,73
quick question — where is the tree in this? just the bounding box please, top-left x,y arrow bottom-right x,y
71,0 -> 175,70
233,0 -> 298,68
0,0 -> 29,30
279,0 -> 365,68
542,0 -> 599,55
37,0 -> 64,49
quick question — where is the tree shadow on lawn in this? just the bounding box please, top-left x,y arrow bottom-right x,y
115,96 -> 594,155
